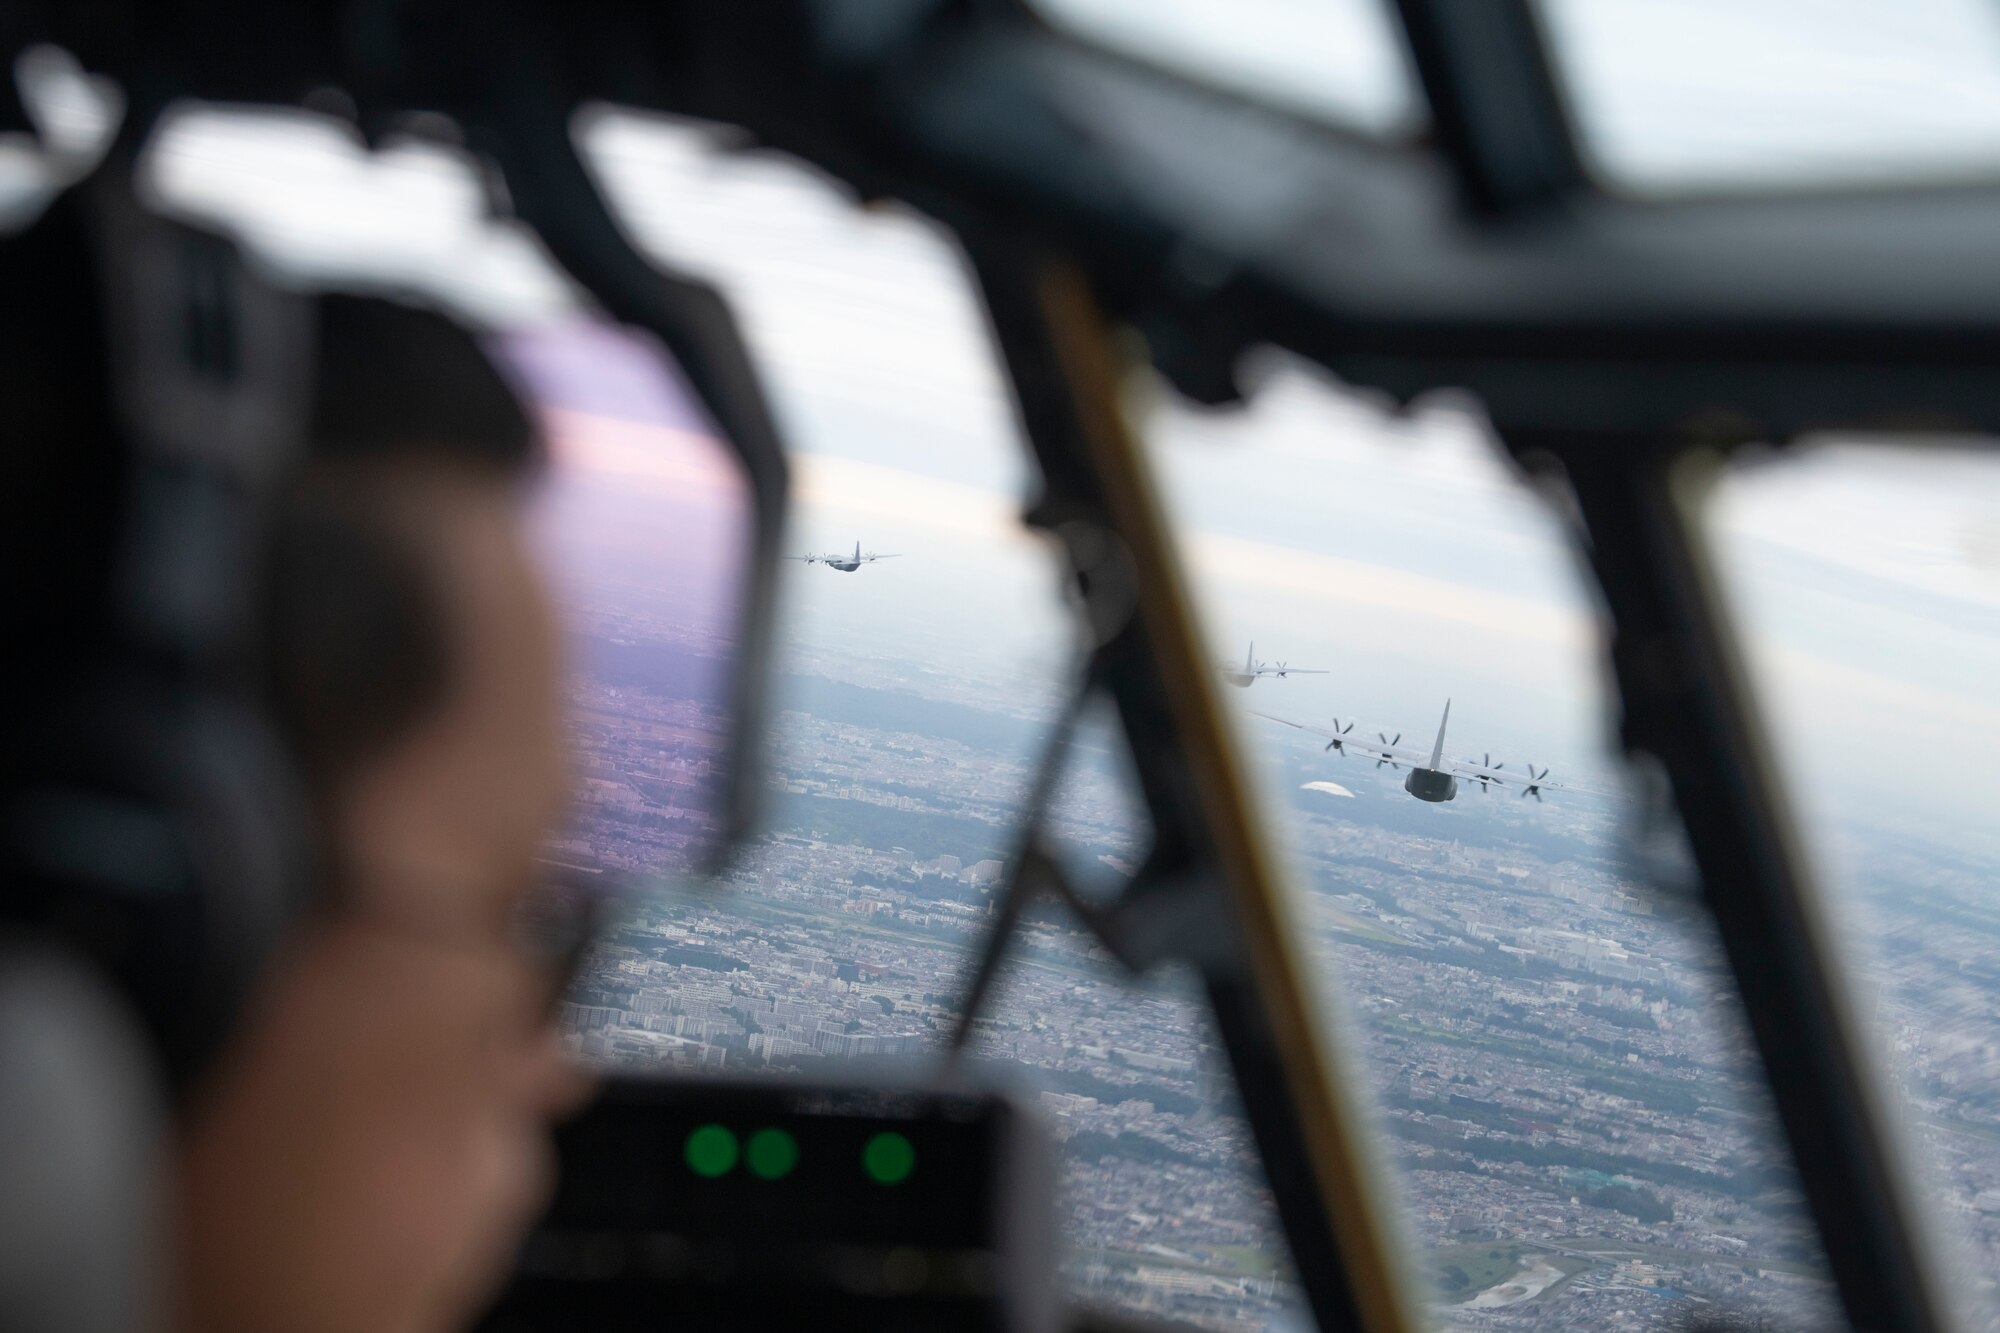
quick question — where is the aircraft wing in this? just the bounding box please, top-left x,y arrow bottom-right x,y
1446,757 -> 1577,795
1445,757 -> 1513,788
784,554 -> 820,562
1252,665 -> 1328,677
862,553 -> 903,561
1247,711 -> 1429,765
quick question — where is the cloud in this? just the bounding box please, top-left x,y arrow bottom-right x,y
1302,781 -> 1358,799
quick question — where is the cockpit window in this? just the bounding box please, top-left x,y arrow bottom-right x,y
1535,0 -> 2000,194
1030,0 -> 1425,137
567,112 -> 1308,1327
1707,439 -> 2000,1329
1144,360 -> 1841,1326
130,102 -> 1311,1327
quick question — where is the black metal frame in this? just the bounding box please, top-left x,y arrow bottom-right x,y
963,238 -> 1417,1332
468,88 -> 793,874
1523,435 -> 1945,1332
17,0 -> 2000,1327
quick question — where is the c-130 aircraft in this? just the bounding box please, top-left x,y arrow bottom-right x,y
1217,642 -> 1327,688
1253,700 -> 1564,803
787,540 -> 901,573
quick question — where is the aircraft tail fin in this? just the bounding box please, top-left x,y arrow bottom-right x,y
855,540 -> 862,561
1246,641 -> 1255,671
1429,699 -> 1450,769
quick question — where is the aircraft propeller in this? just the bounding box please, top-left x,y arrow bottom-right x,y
1324,719 -> 1355,754
1520,764 -> 1551,802
1474,754 -> 1504,793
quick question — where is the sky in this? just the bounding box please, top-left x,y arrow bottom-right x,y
1033,0 -> 2000,192
498,319 -> 754,651
1711,444 -> 2000,849
1536,0 -> 2000,190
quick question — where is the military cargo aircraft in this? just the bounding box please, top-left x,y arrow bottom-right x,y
1252,700 -> 1564,803
787,540 -> 901,572
1217,642 -> 1327,688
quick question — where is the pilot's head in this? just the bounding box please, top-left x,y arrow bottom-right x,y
175,293 -> 588,1333
267,294 -> 565,942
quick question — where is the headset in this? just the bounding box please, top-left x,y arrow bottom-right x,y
0,114 -> 329,1329
0,149 -> 317,1093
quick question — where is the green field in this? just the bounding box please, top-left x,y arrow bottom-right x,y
1426,1244 -> 1534,1299
1076,1244 -> 1285,1281
1546,1237 -> 1824,1280
1211,1245 -> 1286,1279
1427,1245 -> 1601,1304
1319,903 -> 1407,945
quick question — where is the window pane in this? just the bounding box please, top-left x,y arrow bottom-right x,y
573,113 -> 1307,1328
1708,440 -> 2000,1331
1032,0 -> 1424,137
1146,362 -> 1842,1328
1538,0 -> 2000,193
136,104 -> 1306,1328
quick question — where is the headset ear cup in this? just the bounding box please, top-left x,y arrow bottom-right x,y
0,938 -> 168,1333
0,172 -> 318,1101
172,695 -> 316,1081
9,676 -> 312,1092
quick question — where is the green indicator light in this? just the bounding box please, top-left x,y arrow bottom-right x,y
745,1127 -> 801,1180
684,1124 -> 738,1178
862,1131 -> 916,1185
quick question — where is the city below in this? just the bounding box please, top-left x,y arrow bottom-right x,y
551,612 -> 2000,1333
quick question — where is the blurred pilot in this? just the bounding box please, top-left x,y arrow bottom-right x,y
171,295 -> 590,1333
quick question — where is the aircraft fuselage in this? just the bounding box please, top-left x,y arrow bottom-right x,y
825,559 -> 862,572
1404,767 -> 1457,803
1222,672 -> 1256,688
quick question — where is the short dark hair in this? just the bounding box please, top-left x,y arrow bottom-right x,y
307,294 -> 539,469
0,194 -> 535,855
261,294 -> 541,812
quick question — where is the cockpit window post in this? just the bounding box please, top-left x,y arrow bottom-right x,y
470,74 -> 791,874
963,229 -> 1425,1333
1509,429 -> 1953,1333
